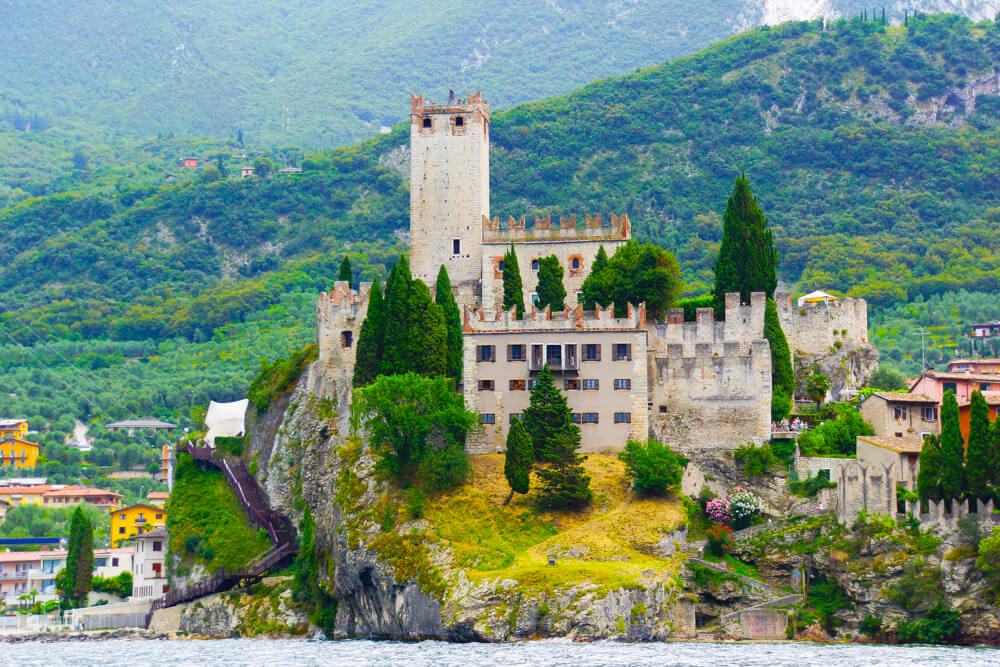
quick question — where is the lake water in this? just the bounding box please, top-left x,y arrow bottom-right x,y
3,639 -> 1000,667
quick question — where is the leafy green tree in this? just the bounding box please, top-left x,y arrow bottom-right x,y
61,507 -> 94,608
353,280 -> 384,387
712,173 -> 777,318
338,256 -> 353,285
765,298 -> 793,420
502,244 -> 525,318
435,265 -> 463,381
535,255 -> 566,312
806,372 -> 830,410
253,157 -> 273,177
578,241 -> 682,320
72,147 -> 89,171
351,373 -> 475,489
939,391 -> 965,503
199,165 -> 221,183
503,418 -> 533,504
918,434 -> 942,503
523,365 -> 572,463
867,366 -> 908,391
966,390 -> 992,500
619,439 -> 686,496
977,526 -> 1000,593
796,405 -> 873,457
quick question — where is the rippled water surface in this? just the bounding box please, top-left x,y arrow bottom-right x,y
4,639 -> 1000,666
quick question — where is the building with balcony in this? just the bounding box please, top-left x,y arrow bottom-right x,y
0,551 -> 42,604
110,503 -> 167,548
132,528 -> 167,601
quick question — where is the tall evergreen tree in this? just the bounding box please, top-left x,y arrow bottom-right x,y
712,174 -> 778,318
503,418 -> 534,504
917,434 -> 942,504
535,255 -> 566,312
523,365 -> 573,463
938,390 -> 965,503
380,256 -> 447,378
338,256 -> 353,286
353,280 -> 385,387
765,298 -> 794,420
435,265 -> 463,381
62,507 -> 93,608
502,244 -> 525,318
536,428 -> 592,511
966,390 -> 992,499
582,245 -> 610,310
990,418 -> 1000,492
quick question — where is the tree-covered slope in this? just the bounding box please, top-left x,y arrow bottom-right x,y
3,1 -> 997,149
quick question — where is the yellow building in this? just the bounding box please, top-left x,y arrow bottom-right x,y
110,503 -> 167,548
0,419 -> 28,442
0,438 -> 40,468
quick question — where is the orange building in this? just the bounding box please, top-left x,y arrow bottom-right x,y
957,395 -> 1000,444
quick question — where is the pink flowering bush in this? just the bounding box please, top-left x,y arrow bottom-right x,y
705,497 -> 731,525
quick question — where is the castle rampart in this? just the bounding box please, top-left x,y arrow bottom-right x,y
482,213 -> 630,243
316,281 -> 371,404
775,291 -> 868,357
649,292 -> 766,357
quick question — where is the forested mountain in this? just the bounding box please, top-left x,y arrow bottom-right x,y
4,14 -> 1000,435
1,1 -> 996,149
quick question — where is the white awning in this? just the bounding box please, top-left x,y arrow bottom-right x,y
204,399 -> 249,447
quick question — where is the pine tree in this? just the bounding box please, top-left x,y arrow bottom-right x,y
536,428 -> 592,510
535,255 -> 566,312
938,390 -> 965,503
338,256 -> 353,286
435,265 -> 463,381
712,174 -> 778,318
592,245 -> 609,276
353,280 -> 385,387
502,244 -> 525,318
966,390 -> 992,500
917,434 -> 942,503
503,418 -> 534,504
764,298 -> 794,420
411,280 -> 448,377
523,365 -> 572,463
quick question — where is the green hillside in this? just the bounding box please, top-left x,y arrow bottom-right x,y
4,14 -> 1000,434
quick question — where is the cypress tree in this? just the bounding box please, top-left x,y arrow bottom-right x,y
592,245 -> 609,276
938,391 -> 965,503
523,365 -> 572,463
917,434 -> 942,504
338,256 -> 353,285
502,244 -> 525,318
989,418 -> 1000,493
764,298 -> 794,420
535,255 -> 566,312
381,257 -> 414,376
435,265 -> 463,381
503,418 -> 534,504
353,280 -> 385,387
63,507 -> 93,607
712,174 -> 778,318
411,280 -> 448,377
966,390 -> 992,500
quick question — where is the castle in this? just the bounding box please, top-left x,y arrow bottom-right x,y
317,92 -> 870,455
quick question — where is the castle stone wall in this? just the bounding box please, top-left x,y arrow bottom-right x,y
316,281 -> 371,407
480,214 -> 629,313
775,291 -> 868,357
409,93 -> 490,287
836,460 -> 896,524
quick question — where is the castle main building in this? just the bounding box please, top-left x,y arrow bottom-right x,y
318,92 -> 870,456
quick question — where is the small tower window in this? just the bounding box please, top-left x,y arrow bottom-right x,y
341,331 -> 353,348
571,257 -> 581,270
531,259 -> 539,271
452,238 -> 461,255
455,116 -> 464,127
422,118 -> 432,128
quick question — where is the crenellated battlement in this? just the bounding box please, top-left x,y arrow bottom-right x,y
464,301 -> 646,333
482,213 -> 630,243
649,292 -> 766,357
316,281 -> 371,368
775,290 -> 868,356
410,92 -> 489,121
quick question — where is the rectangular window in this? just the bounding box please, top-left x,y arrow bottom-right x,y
509,379 -> 525,391
614,378 -> 631,390
583,379 -> 599,390
508,344 -> 526,361
530,344 -> 543,369
498,260 -> 505,272
923,406 -> 937,421
452,238 -> 461,255
893,406 -> 905,420
943,382 -> 957,394
119,527 -> 125,534
156,514 -> 163,520
982,383 -> 991,391
528,379 -> 539,389
582,412 -> 599,424
614,412 -> 631,424
153,541 -> 162,552
564,379 -> 580,390
546,344 -> 562,367
477,345 -> 496,362
480,413 -> 496,425
570,413 -> 582,424
531,259 -> 539,271
478,379 -> 495,391
582,344 -> 601,361
613,343 -> 632,361
112,558 -> 119,567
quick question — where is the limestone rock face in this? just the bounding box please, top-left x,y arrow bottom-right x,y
176,587 -> 309,638
794,341 -> 879,401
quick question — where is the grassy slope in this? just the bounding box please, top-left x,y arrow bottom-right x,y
166,452 -> 272,575
420,455 -> 685,595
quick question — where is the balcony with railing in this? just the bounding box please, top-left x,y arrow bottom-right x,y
528,344 -> 579,373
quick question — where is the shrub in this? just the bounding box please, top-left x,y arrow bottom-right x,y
734,442 -> 777,478
416,444 -> 470,493
809,575 -> 853,634
797,404 -> 874,457
705,497 -> 730,525
789,470 -> 837,497
706,524 -> 734,556
770,437 -> 796,465
728,487 -> 765,529
618,439 -> 686,496
403,488 -> 426,519
886,558 -> 944,611
91,572 -> 133,599
860,615 -> 882,637
247,344 -> 318,412
894,605 -> 961,645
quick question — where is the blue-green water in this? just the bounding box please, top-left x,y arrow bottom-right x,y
3,639 -> 1000,666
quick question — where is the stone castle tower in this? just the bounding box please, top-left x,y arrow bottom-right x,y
408,92 -> 490,287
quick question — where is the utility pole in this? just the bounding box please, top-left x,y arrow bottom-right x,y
915,326 -> 928,371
